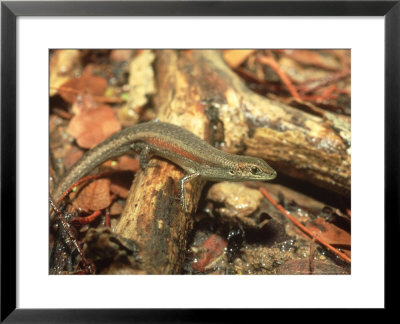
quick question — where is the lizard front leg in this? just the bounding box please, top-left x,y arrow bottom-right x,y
178,172 -> 200,212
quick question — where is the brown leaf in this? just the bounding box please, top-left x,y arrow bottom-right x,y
109,200 -> 125,216
191,234 -> 227,272
71,91 -> 99,115
306,217 -> 350,246
101,156 -> 139,172
114,156 -> 140,172
58,65 -> 108,104
72,179 -> 112,212
67,105 -> 122,149
63,146 -> 84,170
223,50 -> 256,68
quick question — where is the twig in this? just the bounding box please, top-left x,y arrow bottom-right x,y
71,210 -> 102,226
51,107 -> 74,120
259,187 -> 351,264
257,54 -> 301,99
49,194 -> 95,273
298,70 -> 350,95
275,49 -> 342,71
105,208 -> 111,228
57,171 -> 113,204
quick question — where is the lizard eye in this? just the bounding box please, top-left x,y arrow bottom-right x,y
229,170 -> 235,175
250,166 -> 260,175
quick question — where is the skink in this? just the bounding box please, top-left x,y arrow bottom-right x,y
52,121 -> 277,211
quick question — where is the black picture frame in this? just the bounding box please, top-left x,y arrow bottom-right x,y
1,0 -> 398,321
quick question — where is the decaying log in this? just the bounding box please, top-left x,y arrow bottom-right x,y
115,49 -> 351,274
199,50 -> 350,195
115,50 -> 210,274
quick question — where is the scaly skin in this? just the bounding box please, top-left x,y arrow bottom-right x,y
51,121 -> 277,211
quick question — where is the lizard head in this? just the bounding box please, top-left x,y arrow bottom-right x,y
228,156 -> 277,181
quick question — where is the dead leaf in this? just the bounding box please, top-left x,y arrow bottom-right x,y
67,105 -> 122,149
191,234 -> 227,272
306,217 -> 350,246
223,50 -> 256,68
114,156 -> 140,172
101,156 -> 139,172
63,146 -> 84,170
71,91 -> 99,115
58,65 -> 108,104
109,200 -> 125,216
72,178 -> 112,212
